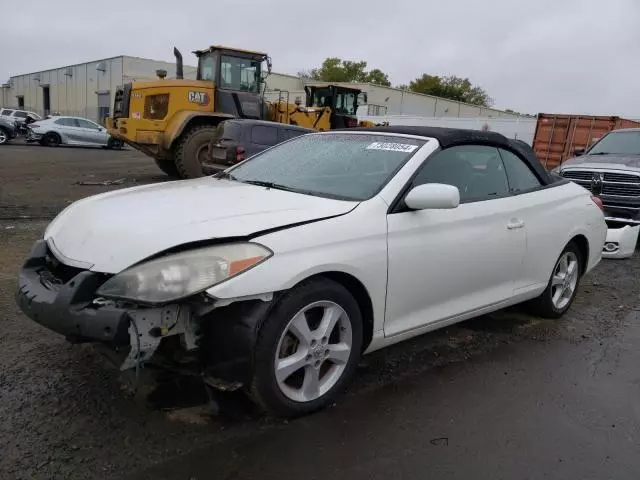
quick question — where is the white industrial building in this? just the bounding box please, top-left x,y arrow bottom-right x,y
0,56 -> 197,123
1,55 -> 526,124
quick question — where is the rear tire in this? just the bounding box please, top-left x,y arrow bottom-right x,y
43,132 -> 61,147
154,158 -> 181,178
0,127 -> 8,145
249,278 -> 363,418
173,125 -> 219,179
528,241 -> 583,318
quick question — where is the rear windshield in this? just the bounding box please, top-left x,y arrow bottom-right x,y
226,133 -> 426,201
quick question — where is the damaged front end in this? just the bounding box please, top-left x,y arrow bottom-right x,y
16,239 -> 277,392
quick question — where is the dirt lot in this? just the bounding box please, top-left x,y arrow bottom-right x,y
0,142 -> 170,220
1,144 -> 639,479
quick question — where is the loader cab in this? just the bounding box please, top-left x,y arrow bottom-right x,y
194,45 -> 272,120
305,85 -> 367,129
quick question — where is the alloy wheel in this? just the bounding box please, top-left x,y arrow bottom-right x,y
274,301 -> 353,403
550,251 -> 579,310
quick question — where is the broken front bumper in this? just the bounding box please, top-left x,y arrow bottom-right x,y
16,240 -> 130,344
15,240 -> 269,385
15,240 -> 201,371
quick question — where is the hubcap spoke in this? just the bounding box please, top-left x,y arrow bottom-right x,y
288,312 -> 313,347
557,256 -> 568,275
276,351 -> 308,383
301,366 -> 320,400
552,288 -> 564,305
326,342 -> 350,365
318,305 -> 342,339
564,283 -> 575,298
551,274 -> 564,286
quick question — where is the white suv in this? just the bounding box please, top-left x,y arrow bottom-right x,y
0,108 -> 41,125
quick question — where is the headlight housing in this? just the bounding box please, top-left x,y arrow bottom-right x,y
96,243 -> 272,304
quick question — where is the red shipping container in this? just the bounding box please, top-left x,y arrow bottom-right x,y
532,114 -> 640,170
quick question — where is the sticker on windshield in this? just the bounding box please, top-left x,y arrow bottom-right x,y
366,142 -> 419,153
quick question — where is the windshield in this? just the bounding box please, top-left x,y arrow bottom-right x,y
335,90 -> 357,115
588,130 -> 640,155
225,134 -> 426,201
198,53 -> 215,81
220,55 -> 261,92
311,88 -> 358,115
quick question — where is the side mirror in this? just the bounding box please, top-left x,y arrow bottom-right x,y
573,148 -> 585,157
404,183 -> 460,210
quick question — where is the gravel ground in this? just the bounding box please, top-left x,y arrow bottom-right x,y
1,144 -> 638,479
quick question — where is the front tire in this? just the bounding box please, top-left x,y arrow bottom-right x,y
42,132 -> 61,147
0,127 -> 8,145
249,278 -> 363,417
528,241 -> 583,318
173,125 -> 219,179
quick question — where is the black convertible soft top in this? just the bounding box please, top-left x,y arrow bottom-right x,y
344,125 -> 551,185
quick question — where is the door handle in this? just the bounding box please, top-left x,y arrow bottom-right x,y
507,219 -> 525,230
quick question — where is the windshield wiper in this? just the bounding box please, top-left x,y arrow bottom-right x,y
241,180 -> 298,192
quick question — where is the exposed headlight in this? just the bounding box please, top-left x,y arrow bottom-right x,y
96,243 -> 272,304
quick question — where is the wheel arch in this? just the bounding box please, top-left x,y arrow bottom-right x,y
569,234 -> 589,275
291,271 -> 375,352
164,112 -> 235,150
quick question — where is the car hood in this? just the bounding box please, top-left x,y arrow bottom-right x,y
560,154 -> 640,172
45,178 -> 358,273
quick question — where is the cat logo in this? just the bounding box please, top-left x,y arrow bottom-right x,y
188,91 -> 210,106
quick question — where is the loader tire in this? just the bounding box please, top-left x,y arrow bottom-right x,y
154,158 -> 181,178
173,125 -> 218,179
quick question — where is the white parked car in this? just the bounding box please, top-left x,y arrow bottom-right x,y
26,115 -> 123,148
16,126 -> 606,417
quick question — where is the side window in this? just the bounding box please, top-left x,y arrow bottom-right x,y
1,109 -> 14,116
55,118 -> 75,126
412,145 -> 510,203
498,149 -> 542,193
13,111 -> 28,118
77,119 -> 99,129
251,125 -> 278,146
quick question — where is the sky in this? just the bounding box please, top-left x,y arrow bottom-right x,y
2,0 -> 640,116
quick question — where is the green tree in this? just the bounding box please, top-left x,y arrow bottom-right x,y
301,57 -> 391,87
408,74 -> 493,107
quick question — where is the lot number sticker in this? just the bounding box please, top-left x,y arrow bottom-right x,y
366,142 -> 419,153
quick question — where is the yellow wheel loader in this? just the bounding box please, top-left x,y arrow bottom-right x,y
106,45 -> 381,178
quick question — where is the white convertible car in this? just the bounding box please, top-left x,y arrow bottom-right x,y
16,126 -> 606,417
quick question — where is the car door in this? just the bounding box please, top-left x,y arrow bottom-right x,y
384,145 -> 527,337
76,118 -> 108,145
497,147 -> 563,292
54,117 -> 83,144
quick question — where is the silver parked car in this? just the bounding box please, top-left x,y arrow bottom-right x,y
27,116 -> 124,149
